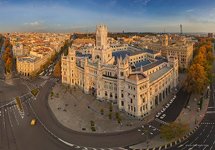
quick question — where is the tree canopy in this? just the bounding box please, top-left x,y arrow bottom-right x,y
185,38 -> 214,93
53,61 -> 61,78
160,122 -> 189,141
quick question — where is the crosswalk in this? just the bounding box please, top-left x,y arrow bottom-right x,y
0,102 -> 28,150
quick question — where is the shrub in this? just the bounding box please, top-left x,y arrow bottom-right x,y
100,109 -> 104,115
51,91 -> 54,97
115,112 -> 119,119
90,120 -> 95,126
109,103 -> 113,112
91,126 -> 96,132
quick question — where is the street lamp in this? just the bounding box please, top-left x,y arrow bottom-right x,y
206,86 -> 210,98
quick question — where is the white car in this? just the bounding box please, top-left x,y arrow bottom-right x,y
160,114 -> 166,119
156,112 -> 161,118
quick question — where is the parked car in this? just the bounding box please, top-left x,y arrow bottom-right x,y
160,114 -> 166,119
156,112 -> 161,118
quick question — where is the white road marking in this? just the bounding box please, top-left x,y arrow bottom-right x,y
203,126 -> 214,143
208,107 -> 215,108
209,140 -> 215,150
2,108 -> 5,129
206,111 -> 215,114
7,108 -> 13,128
12,106 -> 19,126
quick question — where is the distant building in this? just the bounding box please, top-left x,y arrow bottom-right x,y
161,34 -> 169,47
208,33 -> 214,38
12,43 -> 30,57
61,25 -> 178,118
16,54 -> 50,76
11,32 -> 70,76
141,35 -> 193,69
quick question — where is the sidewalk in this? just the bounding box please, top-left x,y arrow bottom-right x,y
130,90 -> 210,149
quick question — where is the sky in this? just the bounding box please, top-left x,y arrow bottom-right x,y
0,0 -> 215,33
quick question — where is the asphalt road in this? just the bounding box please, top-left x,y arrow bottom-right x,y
161,88 -> 190,123
0,93 -> 72,150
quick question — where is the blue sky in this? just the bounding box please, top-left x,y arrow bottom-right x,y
0,0 -> 215,32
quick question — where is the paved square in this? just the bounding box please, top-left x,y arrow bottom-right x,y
48,83 -> 144,133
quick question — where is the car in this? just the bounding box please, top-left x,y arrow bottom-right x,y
156,112 -> 161,118
173,95 -> 176,99
31,119 -> 37,126
39,71 -> 44,76
162,107 -> 166,111
160,114 -> 166,119
166,103 -> 170,107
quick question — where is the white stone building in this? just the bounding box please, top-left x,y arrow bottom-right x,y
61,25 -> 178,118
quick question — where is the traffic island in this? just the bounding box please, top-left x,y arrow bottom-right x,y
31,88 -> 39,97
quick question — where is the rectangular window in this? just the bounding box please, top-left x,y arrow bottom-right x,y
121,101 -> 124,106
121,93 -> 124,98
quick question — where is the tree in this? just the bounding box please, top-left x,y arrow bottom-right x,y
5,57 -> 12,73
206,50 -> 214,65
193,53 -> 206,67
160,122 -> 189,141
185,38 -> 214,93
53,61 -> 61,78
185,63 -> 208,93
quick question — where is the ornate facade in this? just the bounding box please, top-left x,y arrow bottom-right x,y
62,25 -> 179,118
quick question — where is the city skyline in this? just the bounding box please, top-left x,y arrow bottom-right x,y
0,0 -> 215,33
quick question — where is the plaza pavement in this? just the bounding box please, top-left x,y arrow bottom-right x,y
48,83 -> 176,133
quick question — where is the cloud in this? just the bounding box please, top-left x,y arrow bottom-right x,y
134,0 -> 152,6
186,9 -> 194,13
24,21 -> 41,26
186,15 -> 215,24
